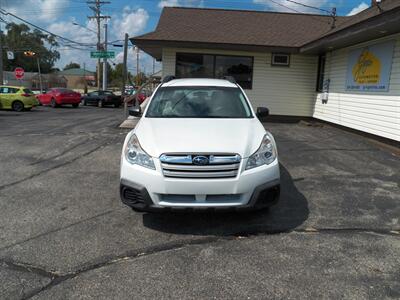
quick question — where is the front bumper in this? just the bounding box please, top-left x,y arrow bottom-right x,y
120,157 -> 280,212
120,179 -> 280,212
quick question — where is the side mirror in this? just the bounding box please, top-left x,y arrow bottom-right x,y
129,106 -> 142,117
256,107 -> 269,119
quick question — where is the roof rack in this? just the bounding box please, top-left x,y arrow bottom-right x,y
162,75 -> 176,83
222,76 -> 236,84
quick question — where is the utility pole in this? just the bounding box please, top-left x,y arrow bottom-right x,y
83,62 -> 88,94
122,33 -> 128,116
36,57 -> 43,93
87,0 -> 110,90
135,46 -> 139,86
0,22 -> 3,85
102,23 -> 107,90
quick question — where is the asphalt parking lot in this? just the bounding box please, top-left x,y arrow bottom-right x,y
0,106 -> 399,299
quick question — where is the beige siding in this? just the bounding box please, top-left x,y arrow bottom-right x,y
313,33 -> 400,142
162,48 -> 318,116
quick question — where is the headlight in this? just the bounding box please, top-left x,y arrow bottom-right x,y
246,133 -> 277,170
124,134 -> 155,170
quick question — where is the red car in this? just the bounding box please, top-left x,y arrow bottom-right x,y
37,88 -> 81,108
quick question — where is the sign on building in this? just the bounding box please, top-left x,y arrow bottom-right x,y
346,40 -> 395,92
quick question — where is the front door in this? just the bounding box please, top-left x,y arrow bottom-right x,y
0,87 -> 15,109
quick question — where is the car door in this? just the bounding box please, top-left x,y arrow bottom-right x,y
0,87 -> 5,109
97,91 -> 104,101
38,89 -> 49,105
89,91 -> 99,103
45,89 -> 55,104
1,87 -> 13,108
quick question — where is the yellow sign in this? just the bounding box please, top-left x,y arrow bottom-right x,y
346,41 -> 395,92
352,49 -> 381,84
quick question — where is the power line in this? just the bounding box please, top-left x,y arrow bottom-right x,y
283,0 -> 332,14
0,8 -> 95,48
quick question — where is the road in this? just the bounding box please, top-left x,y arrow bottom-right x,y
0,106 -> 399,299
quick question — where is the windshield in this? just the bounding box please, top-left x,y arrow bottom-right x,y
146,86 -> 253,118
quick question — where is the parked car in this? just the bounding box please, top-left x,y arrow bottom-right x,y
37,88 -> 81,108
0,86 -> 36,111
82,90 -> 122,108
124,89 -> 150,106
120,77 -> 280,212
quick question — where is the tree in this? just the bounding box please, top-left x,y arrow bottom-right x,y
133,72 -> 147,87
64,62 -> 81,70
95,62 -> 113,87
2,23 -> 60,73
109,63 -> 124,87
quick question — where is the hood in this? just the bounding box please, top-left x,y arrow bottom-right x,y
133,118 -> 266,158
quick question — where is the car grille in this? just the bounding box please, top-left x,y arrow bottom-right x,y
160,154 -> 241,179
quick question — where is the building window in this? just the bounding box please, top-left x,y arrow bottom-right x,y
316,55 -> 326,92
271,53 -> 290,66
176,53 -> 214,78
176,53 -> 254,89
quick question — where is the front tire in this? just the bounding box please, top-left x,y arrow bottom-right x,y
72,103 -> 79,108
114,103 -> 120,108
51,98 -> 58,108
12,101 -> 24,112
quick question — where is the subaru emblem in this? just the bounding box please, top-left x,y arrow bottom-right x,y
192,156 -> 209,165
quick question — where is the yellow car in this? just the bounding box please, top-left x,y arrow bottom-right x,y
0,86 -> 37,111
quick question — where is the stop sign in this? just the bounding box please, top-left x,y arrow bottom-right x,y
15,67 -> 25,80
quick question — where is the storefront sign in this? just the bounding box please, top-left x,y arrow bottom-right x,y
346,40 -> 395,92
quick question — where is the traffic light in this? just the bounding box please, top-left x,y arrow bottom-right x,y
23,51 -> 36,57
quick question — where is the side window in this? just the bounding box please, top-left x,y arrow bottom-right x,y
9,88 -> 18,94
91,91 -> 99,96
2,87 -> 10,94
0,87 -> 4,94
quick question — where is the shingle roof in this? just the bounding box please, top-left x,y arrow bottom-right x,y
133,0 -> 400,57
134,7 -> 348,48
310,0 -> 400,42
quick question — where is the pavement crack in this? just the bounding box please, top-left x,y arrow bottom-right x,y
0,139 -> 117,191
14,227 -> 400,299
0,210 -> 115,252
29,139 -> 91,166
1,258 -> 60,279
21,236 -> 231,299
232,227 -> 400,238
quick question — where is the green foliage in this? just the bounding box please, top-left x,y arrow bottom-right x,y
2,23 -> 60,73
96,62 -> 134,87
64,62 -> 81,70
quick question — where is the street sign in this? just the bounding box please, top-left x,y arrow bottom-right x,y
7,51 -> 14,60
90,51 -> 115,59
14,67 -> 25,80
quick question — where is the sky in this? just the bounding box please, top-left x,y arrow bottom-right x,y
1,0 -> 372,74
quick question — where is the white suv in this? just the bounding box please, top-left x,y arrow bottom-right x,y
120,77 -> 280,212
